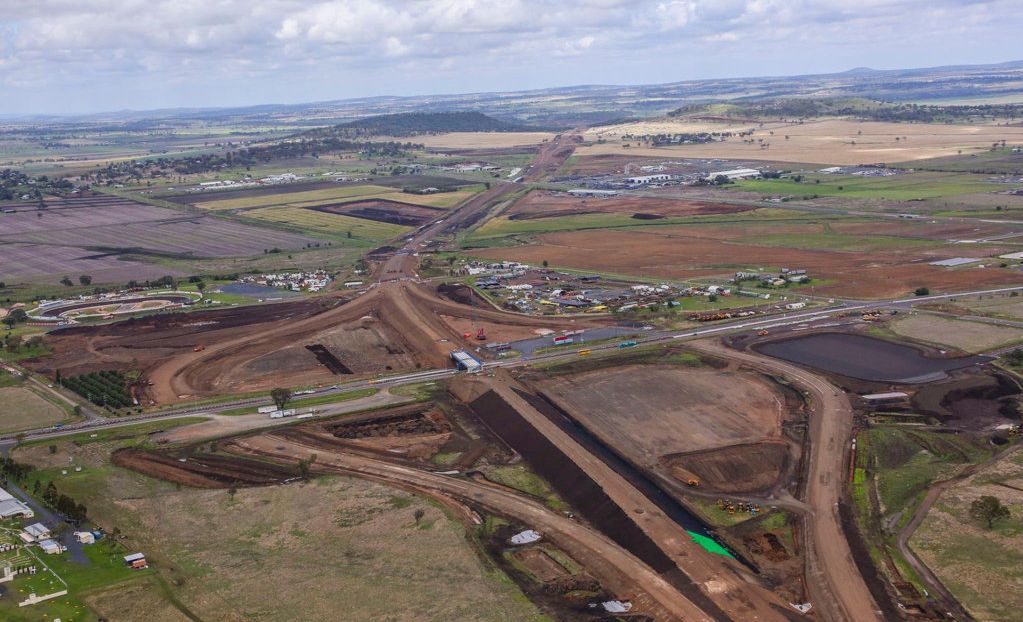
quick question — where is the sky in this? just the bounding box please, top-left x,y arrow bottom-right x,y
0,0 -> 1020,115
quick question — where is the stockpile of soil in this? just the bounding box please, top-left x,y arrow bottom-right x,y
112,448 -> 298,488
663,441 -> 791,495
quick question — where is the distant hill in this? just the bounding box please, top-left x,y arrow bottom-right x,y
334,111 -> 534,136
669,98 -> 1023,123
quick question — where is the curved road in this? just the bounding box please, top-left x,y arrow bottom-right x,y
691,340 -> 883,622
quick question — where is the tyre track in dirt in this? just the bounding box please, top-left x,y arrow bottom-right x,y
226,432 -> 711,622
690,340 -> 883,622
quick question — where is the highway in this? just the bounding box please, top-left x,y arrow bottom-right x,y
10,283 -> 1022,448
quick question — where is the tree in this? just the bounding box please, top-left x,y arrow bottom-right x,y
78,275 -> 92,286
270,387 -> 292,411
914,287 -> 930,296
227,485 -> 237,500
542,260 -> 549,268
60,276 -> 73,287
414,508 -> 425,526
195,280 -> 206,295
970,495 -> 1010,529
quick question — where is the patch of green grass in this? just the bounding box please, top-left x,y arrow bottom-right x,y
20,417 -> 209,448
484,466 -> 566,511
736,171 -> 997,201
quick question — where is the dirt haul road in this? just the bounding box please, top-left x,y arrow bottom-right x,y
150,281 -> 608,402
227,432 -> 711,622
690,340 -> 883,622
465,373 -> 795,622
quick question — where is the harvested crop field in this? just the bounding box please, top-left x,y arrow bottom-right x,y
577,119 -> 1023,165
535,364 -> 788,468
755,332 -> 990,383
472,226 -> 1022,298
0,195 -> 317,284
505,190 -> 755,220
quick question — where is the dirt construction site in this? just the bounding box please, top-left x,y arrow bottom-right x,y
99,354 -> 824,622
27,281 -> 612,403
528,361 -> 804,496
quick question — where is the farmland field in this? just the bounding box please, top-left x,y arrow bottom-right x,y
576,119 -> 1023,165
0,195 -> 319,284
471,225 -> 1022,298
736,171 -> 999,201
192,184 -> 396,210
244,206 -> 411,241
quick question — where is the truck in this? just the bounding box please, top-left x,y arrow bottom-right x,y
618,340 -> 638,348
552,335 -> 574,345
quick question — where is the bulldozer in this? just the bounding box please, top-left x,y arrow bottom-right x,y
193,344 -> 205,352
757,330 -> 769,336
686,478 -> 700,488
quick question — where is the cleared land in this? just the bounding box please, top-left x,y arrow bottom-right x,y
576,119 -> 1023,165
472,224 -> 1021,298
534,362 -> 795,494
911,449 -> 1023,622
0,386 -> 67,432
30,282 -> 609,403
889,314 -> 1023,353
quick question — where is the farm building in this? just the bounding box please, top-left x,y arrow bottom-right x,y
73,531 -> 96,544
20,523 -> 50,543
37,539 -> 64,555
0,487 -> 33,520
124,552 -> 148,569
567,188 -> 619,197
625,174 -> 672,185
705,168 -> 761,181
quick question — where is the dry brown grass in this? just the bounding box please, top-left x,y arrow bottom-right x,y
0,387 -> 67,433
911,450 -> 1023,622
577,119 -> 1023,165
14,440 -> 544,622
890,314 -> 1023,353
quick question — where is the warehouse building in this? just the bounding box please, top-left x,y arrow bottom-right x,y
705,168 -> 761,181
0,488 -> 34,520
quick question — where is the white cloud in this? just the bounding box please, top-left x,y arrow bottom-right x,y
0,0 -> 1018,113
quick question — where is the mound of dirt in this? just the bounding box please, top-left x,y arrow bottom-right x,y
662,441 -> 791,494
112,448 -> 298,488
631,212 -> 665,220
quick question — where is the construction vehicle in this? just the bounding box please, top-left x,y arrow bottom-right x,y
578,349 -> 591,356
193,344 -> 205,352
476,327 -> 487,341
686,478 -> 700,488
757,330 -> 769,336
